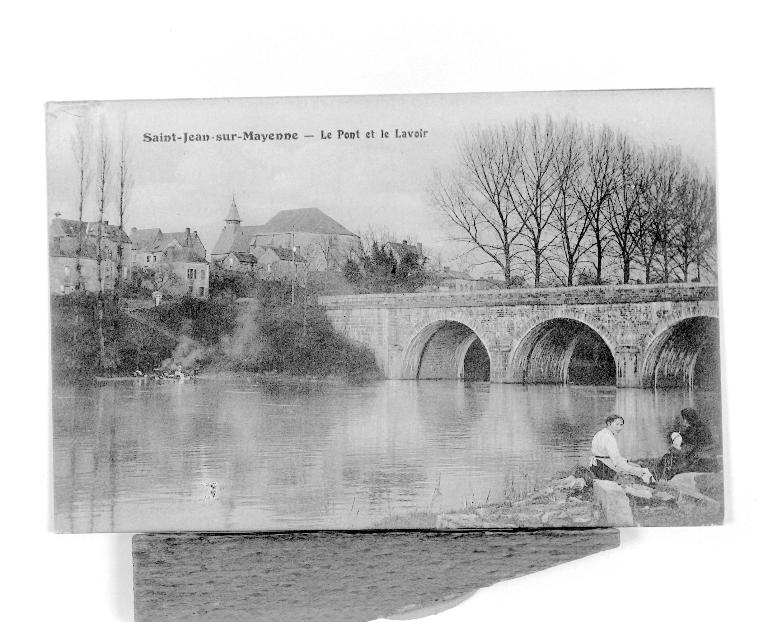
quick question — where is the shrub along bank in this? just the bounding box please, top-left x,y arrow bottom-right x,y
207,301 -> 380,380
51,287 -> 380,384
50,292 -> 175,384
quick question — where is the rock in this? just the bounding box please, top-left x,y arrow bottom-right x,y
622,483 -> 653,501
593,480 -> 634,526
554,475 -> 587,491
648,491 -> 678,507
694,472 -> 724,499
667,473 -> 720,508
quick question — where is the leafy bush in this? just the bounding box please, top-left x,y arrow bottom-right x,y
50,293 -> 173,383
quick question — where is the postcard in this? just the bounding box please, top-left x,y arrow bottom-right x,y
48,90 -> 722,532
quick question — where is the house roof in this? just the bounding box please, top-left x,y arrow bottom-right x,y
50,218 -> 131,244
262,208 -> 356,236
261,245 -> 307,263
385,240 -> 422,258
50,218 -> 84,237
131,228 -> 206,261
131,228 -> 163,251
231,252 -> 260,264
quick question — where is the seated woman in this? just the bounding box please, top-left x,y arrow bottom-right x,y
656,408 -> 716,480
590,415 -> 654,484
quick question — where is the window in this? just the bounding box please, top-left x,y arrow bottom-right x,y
153,255 -> 157,263
201,268 -> 206,280
199,287 -> 205,297
193,269 -> 198,279
146,255 -> 151,263
187,268 -> 194,279
187,286 -> 193,296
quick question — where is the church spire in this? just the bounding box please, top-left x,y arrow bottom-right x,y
225,195 -> 241,225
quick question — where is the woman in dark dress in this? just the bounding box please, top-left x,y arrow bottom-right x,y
656,408 -> 716,480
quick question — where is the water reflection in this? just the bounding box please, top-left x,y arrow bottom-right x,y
53,378 -> 721,532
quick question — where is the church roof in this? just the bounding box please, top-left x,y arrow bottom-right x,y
212,206 -> 356,257
262,208 -> 356,236
212,225 -> 264,255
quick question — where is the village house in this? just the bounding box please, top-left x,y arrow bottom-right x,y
49,215 -> 131,294
129,227 -> 210,298
221,251 -> 262,273
49,238 -> 117,295
384,239 -> 424,264
211,198 -> 361,271
251,245 -> 308,285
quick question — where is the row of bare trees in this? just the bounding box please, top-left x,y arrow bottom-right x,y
432,116 -> 716,287
69,117 -> 133,369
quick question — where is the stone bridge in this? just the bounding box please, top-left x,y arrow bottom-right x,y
319,284 -> 719,388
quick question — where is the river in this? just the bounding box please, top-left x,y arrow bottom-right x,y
52,377 -> 720,532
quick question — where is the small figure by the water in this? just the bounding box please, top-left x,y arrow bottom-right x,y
655,408 -> 716,480
589,415 -> 654,484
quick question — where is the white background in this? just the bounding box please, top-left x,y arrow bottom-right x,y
1,2 -> 765,620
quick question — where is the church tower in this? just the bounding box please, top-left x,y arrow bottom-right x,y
225,195 -> 241,225
211,195 -> 248,262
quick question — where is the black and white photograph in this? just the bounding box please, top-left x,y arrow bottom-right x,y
5,3 -> 767,621
48,90 -> 722,533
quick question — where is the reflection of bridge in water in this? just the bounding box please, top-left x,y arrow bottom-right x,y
320,284 -> 719,389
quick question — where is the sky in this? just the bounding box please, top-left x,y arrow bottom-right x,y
46,89 -> 716,271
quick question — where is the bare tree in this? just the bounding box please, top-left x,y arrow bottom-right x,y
94,122 -> 112,370
503,117 -> 562,286
115,123 -> 133,289
550,120 -> 591,285
432,125 -> 524,287
673,163 -> 717,281
606,134 -> 646,283
578,125 -> 617,283
71,119 -> 92,290
644,147 -> 682,282
696,174 -> 718,280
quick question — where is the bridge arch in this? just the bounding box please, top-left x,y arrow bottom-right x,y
401,317 -> 493,380
641,314 -> 719,389
506,315 -> 617,385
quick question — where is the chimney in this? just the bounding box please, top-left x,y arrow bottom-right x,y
185,227 -> 191,245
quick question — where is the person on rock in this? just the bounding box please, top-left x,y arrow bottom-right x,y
655,408 -> 716,480
589,415 -> 654,484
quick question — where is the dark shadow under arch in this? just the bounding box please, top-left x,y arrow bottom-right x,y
403,320 -> 490,381
510,318 -> 616,385
643,316 -> 720,389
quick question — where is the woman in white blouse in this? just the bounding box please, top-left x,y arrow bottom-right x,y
589,415 -> 654,484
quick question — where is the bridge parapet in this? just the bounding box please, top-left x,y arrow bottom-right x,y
319,283 -> 717,309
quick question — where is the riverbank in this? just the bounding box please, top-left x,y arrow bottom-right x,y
374,468 -> 724,529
